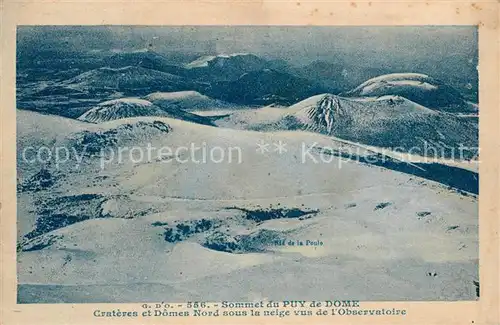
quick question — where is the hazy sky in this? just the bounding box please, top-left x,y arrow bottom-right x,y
18,26 -> 477,67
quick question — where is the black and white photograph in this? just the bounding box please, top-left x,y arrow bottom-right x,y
15,26 -> 479,303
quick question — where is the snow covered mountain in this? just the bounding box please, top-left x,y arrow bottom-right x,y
343,73 -> 477,113
77,97 -> 215,126
221,94 -> 478,159
144,91 -> 236,112
78,98 -> 168,123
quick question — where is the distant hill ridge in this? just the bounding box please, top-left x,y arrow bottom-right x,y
61,65 -> 189,95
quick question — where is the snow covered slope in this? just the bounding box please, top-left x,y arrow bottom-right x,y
144,91 -> 235,112
17,110 -> 478,302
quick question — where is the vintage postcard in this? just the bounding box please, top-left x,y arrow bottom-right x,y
1,1 -> 499,324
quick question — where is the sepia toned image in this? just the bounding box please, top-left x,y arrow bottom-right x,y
15,26 -> 480,303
